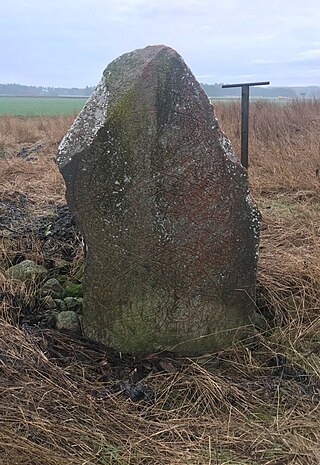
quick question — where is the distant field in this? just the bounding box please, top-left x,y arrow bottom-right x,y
0,96 -> 88,116
209,96 -> 293,105
0,95 -> 298,116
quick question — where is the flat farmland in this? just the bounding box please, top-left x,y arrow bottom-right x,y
0,96 -> 294,117
0,96 -> 88,116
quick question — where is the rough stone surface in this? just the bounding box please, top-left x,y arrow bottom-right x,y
41,295 -> 56,310
41,278 -> 65,299
53,299 -> 67,313
64,296 -> 83,313
57,45 -> 260,355
55,310 -> 81,335
5,260 -> 48,282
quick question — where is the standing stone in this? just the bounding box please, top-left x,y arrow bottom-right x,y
57,45 -> 260,355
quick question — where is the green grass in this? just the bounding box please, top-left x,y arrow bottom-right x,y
0,96 -> 291,116
0,96 -> 88,116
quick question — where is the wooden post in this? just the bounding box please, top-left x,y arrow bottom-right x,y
221,81 -> 270,169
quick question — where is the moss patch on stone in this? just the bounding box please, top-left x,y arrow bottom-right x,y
65,283 -> 83,298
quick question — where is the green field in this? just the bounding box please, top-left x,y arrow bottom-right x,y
0,96 -> 88,116
0,95 -> 295,116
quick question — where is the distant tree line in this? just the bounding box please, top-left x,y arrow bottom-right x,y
0,82 -> 319,99
201,83 -> 320,98
0,83 -> 95,97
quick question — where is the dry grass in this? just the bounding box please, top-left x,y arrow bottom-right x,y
0,320 -> 319,465
0,155 -> 65,207
0,101 -> 319,464
0,115 -> 71,207
216,99 -> 320,338
0,114 -> 75,147
214,99 -> 320,193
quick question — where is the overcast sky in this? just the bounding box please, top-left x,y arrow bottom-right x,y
1,0 -> 319,88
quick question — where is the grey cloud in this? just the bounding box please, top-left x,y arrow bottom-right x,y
0,0 -> 319,87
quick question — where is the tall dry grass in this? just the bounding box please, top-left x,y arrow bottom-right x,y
0,115 -> 72,209
216,99 -> 320,334
0,114 -> 75,146
0,102 -> 319,464
215,99 -> 320,193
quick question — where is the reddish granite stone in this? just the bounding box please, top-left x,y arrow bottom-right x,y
57,45 -> 260,355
